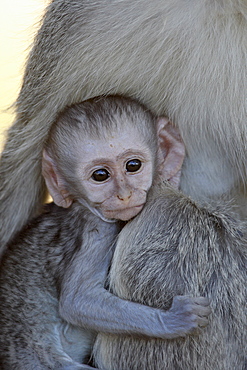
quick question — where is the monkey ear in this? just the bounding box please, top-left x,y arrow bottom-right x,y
156,117 -> 185,189
42,150 -> 73,208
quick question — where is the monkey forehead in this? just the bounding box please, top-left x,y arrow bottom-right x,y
76,129 -> 152,162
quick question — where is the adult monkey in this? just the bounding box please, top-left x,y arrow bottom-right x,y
0,2 -> 247,248
93,184 -> 247,369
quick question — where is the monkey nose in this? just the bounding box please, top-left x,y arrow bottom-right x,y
117,191 -> 132,202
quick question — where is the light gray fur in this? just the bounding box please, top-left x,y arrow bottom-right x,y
1,0 -> 247,251
93,184 -> 247,370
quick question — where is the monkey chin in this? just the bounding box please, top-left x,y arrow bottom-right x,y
105,204 -> 144,222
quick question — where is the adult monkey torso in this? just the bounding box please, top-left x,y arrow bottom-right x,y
1,0 -> 247,248
93,185 -> 247,370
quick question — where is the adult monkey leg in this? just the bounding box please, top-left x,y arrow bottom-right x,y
1,0 -> 247,250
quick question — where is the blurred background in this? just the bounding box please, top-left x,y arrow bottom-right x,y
0,0 -> 49,151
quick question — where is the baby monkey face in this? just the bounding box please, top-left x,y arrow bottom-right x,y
42,103 -> 184,221
76,126 -> 154,221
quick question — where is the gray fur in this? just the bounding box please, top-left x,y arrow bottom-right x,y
1,0 -> 247,251
94,185 -> 247,370
0,200 -> 211,369
0,203 -> 110,369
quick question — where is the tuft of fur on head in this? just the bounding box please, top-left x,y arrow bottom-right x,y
45,95 -> 157,150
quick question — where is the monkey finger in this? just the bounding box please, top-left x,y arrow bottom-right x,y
197,316 -> 210,328
193,304 -> 212,317
193,297 -> 211,306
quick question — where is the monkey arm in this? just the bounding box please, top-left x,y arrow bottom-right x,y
59,221 -> 210,339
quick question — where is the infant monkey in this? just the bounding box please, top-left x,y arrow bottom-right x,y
0,96 -> 211,369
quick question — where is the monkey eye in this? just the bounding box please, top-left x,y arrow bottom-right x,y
126,159 -> 142,173
91,168 -> 110,182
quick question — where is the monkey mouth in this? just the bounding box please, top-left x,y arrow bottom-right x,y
105,204 -> 144,214
103,204 -> 145,221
